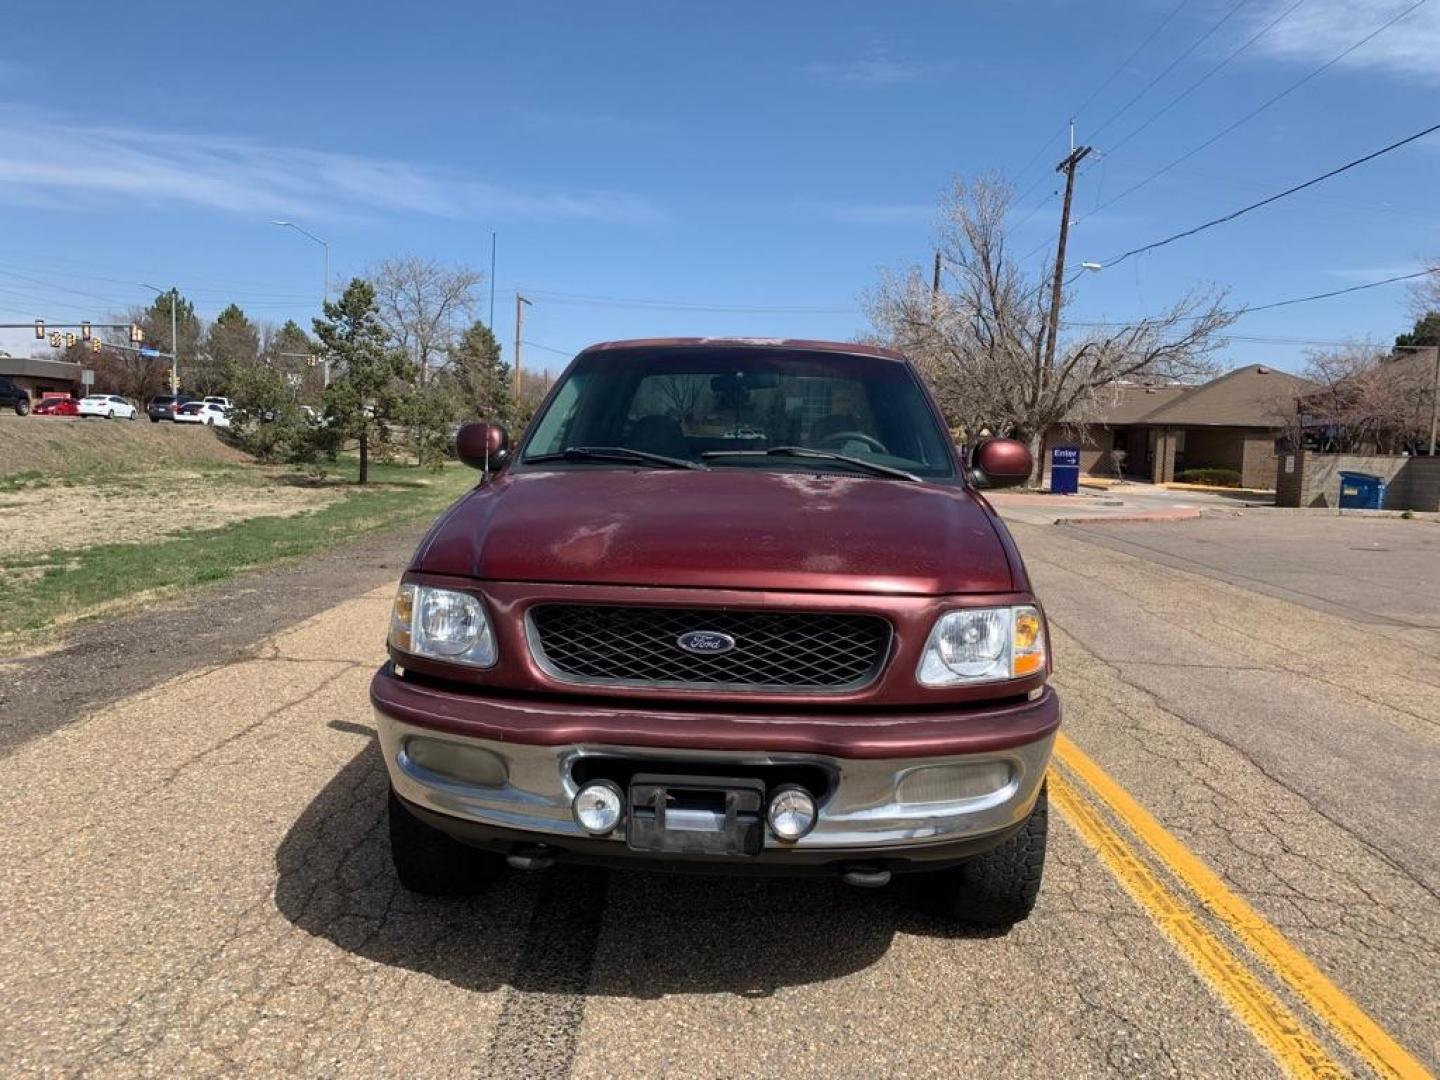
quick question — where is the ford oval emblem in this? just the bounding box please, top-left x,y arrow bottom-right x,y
676,630 -> 736,654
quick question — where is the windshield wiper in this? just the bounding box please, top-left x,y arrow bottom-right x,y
524,445 -> 704,470
700,446 -> 920,482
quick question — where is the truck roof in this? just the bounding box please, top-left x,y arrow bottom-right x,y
576,337 -> 908,362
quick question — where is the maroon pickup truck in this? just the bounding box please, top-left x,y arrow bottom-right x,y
372,338 -> 1058,926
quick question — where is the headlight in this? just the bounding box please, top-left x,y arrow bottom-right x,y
916,605 -> 1045,686
389,583 -> 497,668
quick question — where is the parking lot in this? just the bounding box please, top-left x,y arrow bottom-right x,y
1,510 -> 1436,1077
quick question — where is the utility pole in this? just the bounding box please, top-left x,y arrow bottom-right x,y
514,294 -> 531,404
1042,142 -> 1092,373
931,251 -> 942,296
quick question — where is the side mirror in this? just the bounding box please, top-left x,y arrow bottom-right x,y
970,438 -> 1032,489
456,422 -> 510,472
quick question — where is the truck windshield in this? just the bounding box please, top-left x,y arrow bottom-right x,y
520,346 -> 956,479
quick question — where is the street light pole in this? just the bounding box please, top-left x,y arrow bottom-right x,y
140,283 -> 179,393
272,220 -> 331,386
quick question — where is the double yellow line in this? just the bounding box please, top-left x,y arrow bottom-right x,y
1051,733 -> 1430,1080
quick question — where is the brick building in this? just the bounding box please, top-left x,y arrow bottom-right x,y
1043,364 -> 1312,489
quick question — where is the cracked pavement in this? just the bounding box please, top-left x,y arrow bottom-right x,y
1,515 -> 1436,1076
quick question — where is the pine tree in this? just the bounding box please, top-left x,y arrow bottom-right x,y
313,279 -> 415,484
448,321 -> 514,428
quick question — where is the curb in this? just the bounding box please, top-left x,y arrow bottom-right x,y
1057,509 -> 1204,525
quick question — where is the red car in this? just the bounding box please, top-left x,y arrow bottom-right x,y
33,397 -> 79,417
373,338 -> 1055,926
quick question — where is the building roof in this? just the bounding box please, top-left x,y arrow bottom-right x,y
0,356 -> 86,381
1138,364 -> 1312,427
1088,383 -> 1193,424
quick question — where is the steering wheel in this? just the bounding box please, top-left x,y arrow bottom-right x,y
816,430 -> 888,454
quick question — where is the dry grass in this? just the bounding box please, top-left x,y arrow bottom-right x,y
0,413 -> 250,476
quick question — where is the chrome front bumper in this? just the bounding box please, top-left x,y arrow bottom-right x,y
377,710 -> 1053,854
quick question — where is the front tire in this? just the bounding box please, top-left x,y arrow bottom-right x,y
106,410 -> 115,420
15,399 -> 30,416
930,784 -> 1048,928
388,787 -> 506,896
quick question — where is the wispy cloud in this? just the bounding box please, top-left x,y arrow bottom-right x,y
806,200 -> 934,225
0,105 -> 662,224
1246,0 -> 1440,83
803,50 -> 947,87
1326,263 -> 1425,281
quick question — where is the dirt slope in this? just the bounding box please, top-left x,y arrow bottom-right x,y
0,413 -> 251,475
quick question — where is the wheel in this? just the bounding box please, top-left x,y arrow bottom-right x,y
150,416 -> 159,423
929,784 -> 1048,928
206,417 -> 214,426
15,399 -> 30,416
388,787 -> 506,895
129,411 -> 137,420
107,410 -> 115,419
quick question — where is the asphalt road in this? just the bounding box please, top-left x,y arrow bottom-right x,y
1,513 -> 1436,1077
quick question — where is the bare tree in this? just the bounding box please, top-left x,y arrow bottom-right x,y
864,176 -> 1234,481
1298,344 -> 1430,454
653,375 -> 704,424
370,256 -> 485,385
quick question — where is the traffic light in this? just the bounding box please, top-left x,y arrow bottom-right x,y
64,333 -> 76,348
81,321 -> 91,341
129,324 -> 143,343
34,320 -> 44,339
48,332 -> 62,348
90,338 -> 102,354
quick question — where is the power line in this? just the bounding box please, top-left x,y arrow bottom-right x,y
519,288 -> 858,314
1077,0 -> 1429,225
1006,0 -> 1190,199
1069,267 -> 1438,328
1087,0 -> 1253,143
1094,121 -> 1440,269
524,340 -> 577,358
1104,0 -> 1309,159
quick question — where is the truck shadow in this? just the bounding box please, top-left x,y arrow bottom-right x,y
274,742 -> 1002,1000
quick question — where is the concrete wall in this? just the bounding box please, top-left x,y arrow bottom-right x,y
1276,450 -> 1440,510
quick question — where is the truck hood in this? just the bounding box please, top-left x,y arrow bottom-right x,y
414,468 -> 1017,595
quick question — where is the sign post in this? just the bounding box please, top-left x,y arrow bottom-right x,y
1050,445 -> 1081,495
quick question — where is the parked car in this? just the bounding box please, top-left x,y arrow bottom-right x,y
0,377 -> 30,416
375,338 -> 1054,927
174,401 -> 231,428
202,396 -> 233,411
146,393 -> 196,422
33,396 -> 79,417
77,395 -> 137,420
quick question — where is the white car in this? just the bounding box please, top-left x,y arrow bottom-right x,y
77,395 -> 138,420
175,401 -> 232,428
203,396 -> 233,410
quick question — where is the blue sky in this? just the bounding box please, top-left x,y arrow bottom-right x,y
2,0 -> 1437,373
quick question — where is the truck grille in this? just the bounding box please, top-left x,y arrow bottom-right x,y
527,604 -> 891,692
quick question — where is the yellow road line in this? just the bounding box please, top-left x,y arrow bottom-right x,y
1049,770 -> 1347,1078
1055,733 -> 1432,1080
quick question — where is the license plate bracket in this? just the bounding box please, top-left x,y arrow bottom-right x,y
626,773 -> 766,856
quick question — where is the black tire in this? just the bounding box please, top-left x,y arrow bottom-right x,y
150,416 -> 159,423
15,399 -> 30,416
388,787 -> 506,896
106,410 -> 115,420
930,784 -> 1048,928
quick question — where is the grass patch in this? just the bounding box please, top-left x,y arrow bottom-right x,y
0,459 -> 475,641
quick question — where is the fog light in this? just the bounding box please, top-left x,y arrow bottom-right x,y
896,761 -> 1013,805
404,737 -> 507,787
573,780 -> 624,835
766,785 -> 817,841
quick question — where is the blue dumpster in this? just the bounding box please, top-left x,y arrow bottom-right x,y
1337,471 -> 1385,510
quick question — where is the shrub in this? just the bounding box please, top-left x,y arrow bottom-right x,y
1175,468 -> 1242,487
